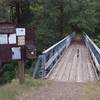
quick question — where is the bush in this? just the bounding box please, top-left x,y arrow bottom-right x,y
0,63 -> 17,85
92,35 -> 100,48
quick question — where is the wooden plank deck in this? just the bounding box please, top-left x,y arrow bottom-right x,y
48,36 -> 99,82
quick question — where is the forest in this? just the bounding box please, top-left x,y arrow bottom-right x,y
0,0 -> 100,84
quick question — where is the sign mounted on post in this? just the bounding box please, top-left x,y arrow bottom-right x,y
0,22 -> 36,63
0,22 -> 36,84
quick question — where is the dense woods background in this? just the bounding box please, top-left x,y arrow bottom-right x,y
0,0 -> 100,84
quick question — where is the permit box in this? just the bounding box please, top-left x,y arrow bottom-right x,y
26,28 -> 36,59
11,47 -> 21,60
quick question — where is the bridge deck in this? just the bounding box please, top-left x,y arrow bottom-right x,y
48,36 -> 99,82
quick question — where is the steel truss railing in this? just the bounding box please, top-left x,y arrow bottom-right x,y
33,32 -> 76,78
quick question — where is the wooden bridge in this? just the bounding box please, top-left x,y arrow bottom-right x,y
33,32 -> 100,82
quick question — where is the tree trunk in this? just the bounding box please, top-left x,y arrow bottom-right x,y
15,2 -> 20,24
59,0 -> 64,37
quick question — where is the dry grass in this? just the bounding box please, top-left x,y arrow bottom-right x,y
1,79 -> 100,100
0,78 -> 49,100
84,81 -> 100,100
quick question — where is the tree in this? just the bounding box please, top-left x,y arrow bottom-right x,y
0,0 -> 33,25
64,0 -> 98,32
0,0 -> 10,21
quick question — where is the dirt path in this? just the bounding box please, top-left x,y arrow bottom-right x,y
16,81 -> 86,100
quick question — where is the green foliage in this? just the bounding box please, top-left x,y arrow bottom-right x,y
92,35 -> 100,48
0,0 -> 10,21
0,63 -> 17,85
0,79 -> 49,100
37,25 -> 61,53
64,0 -> 98,32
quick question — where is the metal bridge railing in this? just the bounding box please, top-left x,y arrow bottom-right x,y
83,32 -> 100,72
33,32 -> 76,78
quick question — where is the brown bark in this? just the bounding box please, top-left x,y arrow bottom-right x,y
59,0 -> 64,37
15,2 -> 20,24
18,60 -> 25,84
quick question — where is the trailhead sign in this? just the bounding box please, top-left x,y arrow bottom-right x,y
0,22 -> 36,84
0,22 -> 36,64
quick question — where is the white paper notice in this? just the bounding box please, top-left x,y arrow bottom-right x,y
16,28 -> 25,36
9,34 -> 16,44
0,34 -> 8,44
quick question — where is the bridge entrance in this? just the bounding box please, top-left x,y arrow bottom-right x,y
33,33 -> 100,82
48,35 -> 99,82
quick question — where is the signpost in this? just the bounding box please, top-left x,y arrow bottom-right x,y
18,60 -> 25,84
0,22 -> 36,84
16,28 -> 25,84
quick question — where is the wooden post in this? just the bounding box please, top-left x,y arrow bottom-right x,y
18,60 -> 25,84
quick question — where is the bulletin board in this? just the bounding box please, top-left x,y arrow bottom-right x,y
0,22 -> 36,63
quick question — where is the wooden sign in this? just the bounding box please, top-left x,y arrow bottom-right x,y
0,22 -> 36,84
0,22 -> 16,33
0,22 -> 36,63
